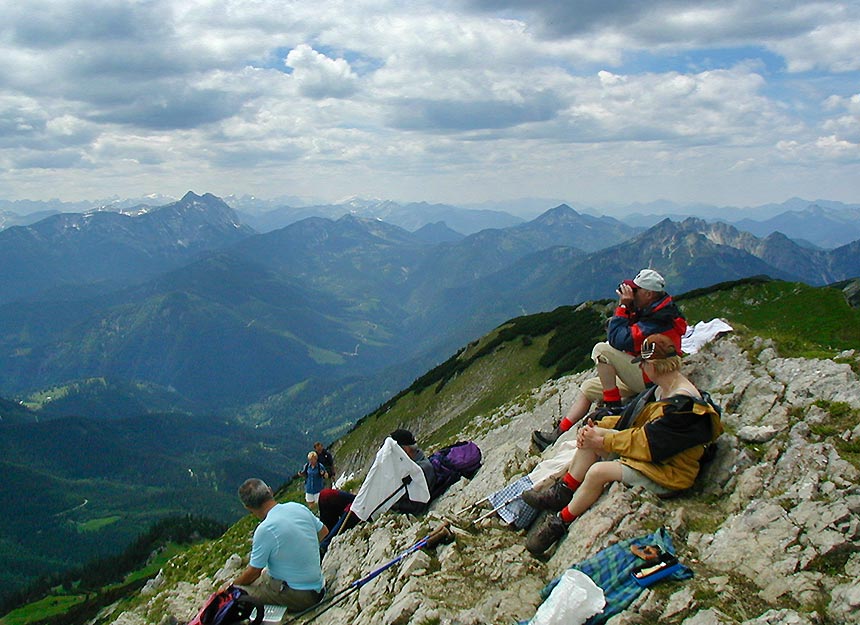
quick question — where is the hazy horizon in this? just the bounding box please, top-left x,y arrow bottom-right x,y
2,192 -> 859,221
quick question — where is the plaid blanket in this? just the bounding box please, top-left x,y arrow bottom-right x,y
532,527 -> 692,625
488,475 -> 539,529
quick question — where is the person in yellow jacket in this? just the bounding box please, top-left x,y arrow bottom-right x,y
523,333 -> 723,555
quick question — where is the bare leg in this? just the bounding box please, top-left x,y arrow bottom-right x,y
525,458 -> 623,555
568,447 -> 600,482
565,460 -> 623,518
562,392 -> 592,427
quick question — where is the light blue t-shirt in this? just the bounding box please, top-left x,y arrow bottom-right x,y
249,502 -> 324,590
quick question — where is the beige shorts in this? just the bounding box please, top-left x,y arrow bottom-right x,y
620,464 -> 675,496
305,492 -> 320,504
579,342 -> 646,402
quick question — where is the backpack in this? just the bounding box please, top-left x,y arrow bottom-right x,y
698,390 -> 723,465
188,586 -> 263,625
428,441 -> 482,499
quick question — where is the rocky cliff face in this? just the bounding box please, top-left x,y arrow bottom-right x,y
104,334 -> 860,625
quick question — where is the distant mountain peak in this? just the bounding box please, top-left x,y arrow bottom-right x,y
534,203 -> 579,220
412,221 -> 464,244
179,190 -> 208,203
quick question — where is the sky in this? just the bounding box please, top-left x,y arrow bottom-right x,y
1,0 -> 859,208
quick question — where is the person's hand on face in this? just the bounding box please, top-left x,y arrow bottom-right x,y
617,282 -> 636,308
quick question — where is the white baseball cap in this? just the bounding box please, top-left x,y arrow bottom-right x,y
632,269 -> 666,292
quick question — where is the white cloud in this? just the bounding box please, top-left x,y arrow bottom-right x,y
285,44 -> 359,99
769,19 -> 860,73
0,0 -> 858,205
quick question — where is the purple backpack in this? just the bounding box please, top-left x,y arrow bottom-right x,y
429,441 -> 482,499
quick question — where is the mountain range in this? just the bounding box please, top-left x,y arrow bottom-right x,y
1,183 -> 859,612
0,192 -> 252,305
2,194 -> 859,422
6,195 -> 860,249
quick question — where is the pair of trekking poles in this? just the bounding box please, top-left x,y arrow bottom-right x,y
285,522 -> 453,623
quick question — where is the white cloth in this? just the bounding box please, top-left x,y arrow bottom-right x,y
527,429 -> 579,490
350,438 -> 430,521
681,318 -> 733,355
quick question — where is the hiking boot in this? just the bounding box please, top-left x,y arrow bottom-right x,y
521,480 -> 574,512
526,514 -> 568,555
531,425 -> 562,452
598,400 -> 623,411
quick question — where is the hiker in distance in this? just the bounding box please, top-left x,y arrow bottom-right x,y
532,268 -> 687,451
228,479 -> 328,611
298,451 -> 328,510
314,441 -> 334,484
524,334 -> 723,555
314,441 -> 336,483
390,429 -> 437,514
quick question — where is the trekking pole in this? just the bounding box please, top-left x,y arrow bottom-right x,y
288,523 -> 452,624
473,492 -> 522,524
365,474 -> 412,521
455,496 -> 488,515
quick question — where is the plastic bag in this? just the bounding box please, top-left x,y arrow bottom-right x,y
529,569 -> 605,625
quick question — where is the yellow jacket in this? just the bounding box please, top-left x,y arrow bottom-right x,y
597,392 -> 723,491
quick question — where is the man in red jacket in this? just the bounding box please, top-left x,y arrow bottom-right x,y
532,269 -> 686,451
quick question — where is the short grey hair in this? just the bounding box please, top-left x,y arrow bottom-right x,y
238,478 -> 273,509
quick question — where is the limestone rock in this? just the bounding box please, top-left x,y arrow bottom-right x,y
829,580 -> 860,625
741,609 -> 817,625
662,586 -> 696,620
736,425 -> 779,443
681,607 -> 736,625
214,553 -> 243,583
97,335 -> 860,625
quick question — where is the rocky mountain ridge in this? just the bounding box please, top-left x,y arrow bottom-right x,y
0,191 -> 253,305
106,331 -> 860,625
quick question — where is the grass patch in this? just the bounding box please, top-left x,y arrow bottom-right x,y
688,569 -> 776,623
678,279 -> 860,357
806,545 -> 858,577
0,594 -> 86,625
76,516 -> 121,533
808,400 -> 860,469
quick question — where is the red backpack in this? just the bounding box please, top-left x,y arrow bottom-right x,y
188,586 -> 263,625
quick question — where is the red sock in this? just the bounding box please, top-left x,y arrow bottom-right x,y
560,507 -> 577,524
603,387 -> 621,403
558,416 -> 575,432
562,473 -> 581,491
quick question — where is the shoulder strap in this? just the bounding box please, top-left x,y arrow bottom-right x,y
699,390 -> 722,415
615,385 -> 658,430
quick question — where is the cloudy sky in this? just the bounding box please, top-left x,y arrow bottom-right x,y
1,0 -> 859,208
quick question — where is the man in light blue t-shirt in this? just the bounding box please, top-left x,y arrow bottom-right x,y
230,478 -> 328,611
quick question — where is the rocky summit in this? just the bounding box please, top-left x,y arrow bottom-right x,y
104,333 -> 859,625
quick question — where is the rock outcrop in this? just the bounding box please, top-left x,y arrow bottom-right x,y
98,334 -> 860,625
